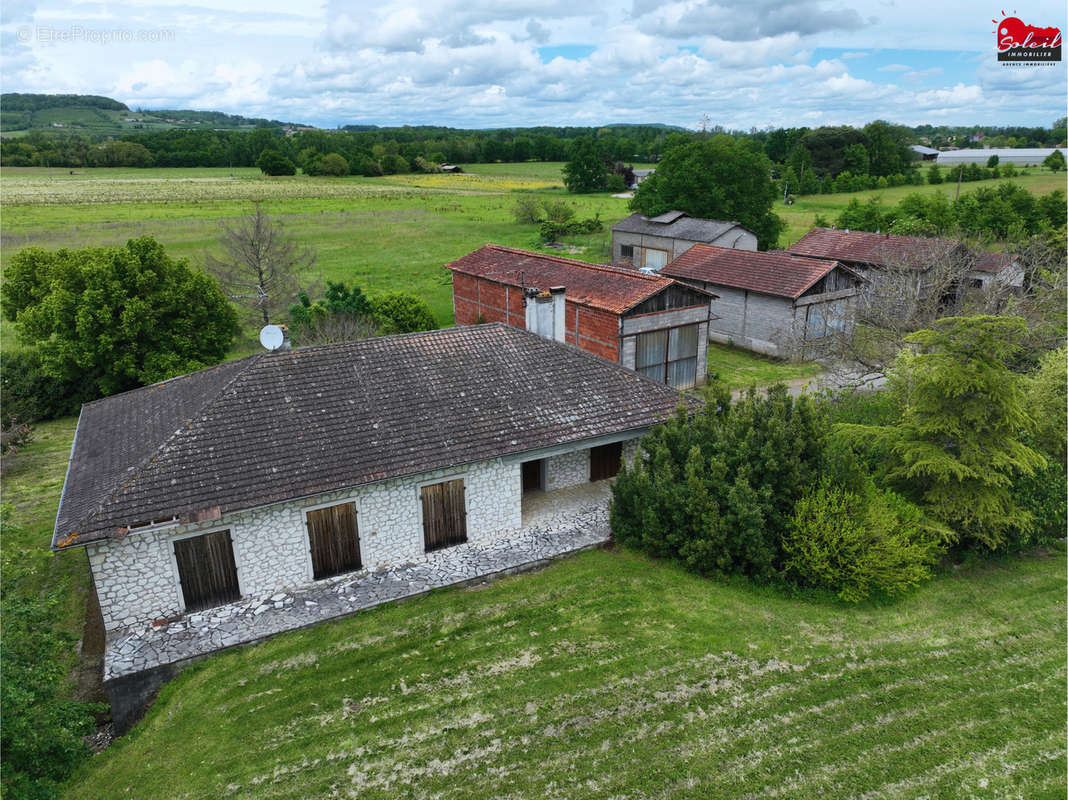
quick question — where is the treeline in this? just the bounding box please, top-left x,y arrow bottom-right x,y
831,182 -> 1067,239
0,93 -> 129,112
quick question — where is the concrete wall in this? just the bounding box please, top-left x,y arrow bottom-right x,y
88,458 -> 522,633
611,229 -> 758,266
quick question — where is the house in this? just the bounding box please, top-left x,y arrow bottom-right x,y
788,228 -> 1024,297
448,245 -> 717,389
631,168 -> 654,188
53,324 -> 688,727
610,211 -> 757,271
661,245 -> 864,356
909,145 -> 940,161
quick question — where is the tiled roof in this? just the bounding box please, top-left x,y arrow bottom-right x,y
54,325 -> 688,549
447,244 -> 683,315
788,228 -> 962,270
610,211 -> 752,244
661,245 -> 858,299
974,251 -> 1017,273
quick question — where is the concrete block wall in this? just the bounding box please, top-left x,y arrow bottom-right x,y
89,458 -> 522,633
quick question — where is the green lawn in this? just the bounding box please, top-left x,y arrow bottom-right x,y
706,342 -> 823,390
62,547 -> 1066,799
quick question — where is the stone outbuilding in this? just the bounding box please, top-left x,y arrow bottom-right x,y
610,210 -> 757,271
53,324 -> 689,726
661,245 -> 864,357
448,245 -> 717,389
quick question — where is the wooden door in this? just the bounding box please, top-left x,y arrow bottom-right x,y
521,459 -> 544,493
589,442 -> 623,482
421,479 -> 467,551
307,502 -> 362,580
173,530 -> 240,612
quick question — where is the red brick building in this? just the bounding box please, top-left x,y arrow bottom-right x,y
447,245 -> 716,389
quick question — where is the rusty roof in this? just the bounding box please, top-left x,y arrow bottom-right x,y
973,251 -> 1018,273
448,244 -> 694,315
788,228 -> 963,270
661,245 -> 861,300
53,324 -> 688,550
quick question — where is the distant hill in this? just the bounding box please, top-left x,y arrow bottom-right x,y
0,93 -> 306,138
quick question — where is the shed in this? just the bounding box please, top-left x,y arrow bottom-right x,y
448,245 -> 717,389
610,211 -> 757,270
662,245 -> 863,356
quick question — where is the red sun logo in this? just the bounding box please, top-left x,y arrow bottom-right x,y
993,11 -> 1063,53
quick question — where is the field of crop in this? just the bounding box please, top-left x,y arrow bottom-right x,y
62,545 -> 1066,799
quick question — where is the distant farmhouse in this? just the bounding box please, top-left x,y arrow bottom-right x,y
53,325 -> 687,728
449,245 -> 716,389
610,211 -> 756,272
909,145 -> 940,161
789,228 -> 1024,296
661,246 -> 864,357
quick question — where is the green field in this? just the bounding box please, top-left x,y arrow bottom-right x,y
706,342 -> 823,389
61,546 -> 1066,799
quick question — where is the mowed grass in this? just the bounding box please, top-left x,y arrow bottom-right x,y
706,342 -> 823,390
63,547 -> 1066,799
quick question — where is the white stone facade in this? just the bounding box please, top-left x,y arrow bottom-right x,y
89,457 -> 523,633
544,449 -> 590,491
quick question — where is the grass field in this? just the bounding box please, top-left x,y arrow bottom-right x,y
61,546 -> 1066,799
706,342 -> 823,389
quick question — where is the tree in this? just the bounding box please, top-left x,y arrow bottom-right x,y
256,148 -> 296,176
863,121 -> 913,177
842,143 -> 870,176
203,205 -> 318,326
370,292 -> 437,334
986,154 -> 1000,169
562,137 -> 609,193
631,135 -> 785,249
1042,149 -> 1066,172
1,237 -> 238,398
836,316 -> 1046,549
318,152 -> 349,176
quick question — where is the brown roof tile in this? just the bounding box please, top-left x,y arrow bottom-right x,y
788,228 -> 962,270
661,244 -> 858,299
54,325 -> 688,549
447,245 -> 682,315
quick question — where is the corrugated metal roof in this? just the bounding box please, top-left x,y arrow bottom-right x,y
662,245 -> 857,299
447,244 -> 682,315
54,325 -> 689,549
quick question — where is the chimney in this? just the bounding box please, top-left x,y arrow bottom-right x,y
549,286 -> 566,343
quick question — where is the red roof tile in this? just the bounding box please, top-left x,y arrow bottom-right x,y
974,251 -> 1017,273
661,245 -> 855,299
447,245 -> 683,315
789,228 -> 961,270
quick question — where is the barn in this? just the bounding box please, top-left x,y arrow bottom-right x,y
448,245 -> 717,389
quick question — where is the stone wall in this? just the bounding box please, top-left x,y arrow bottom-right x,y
89,458 -> 522,633
545,449 -> 590,491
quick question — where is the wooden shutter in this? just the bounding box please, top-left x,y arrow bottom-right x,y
307,502 -> 362,580
421,479 -> 468,551
590,442 -> 624,482
174,530 -> 240,612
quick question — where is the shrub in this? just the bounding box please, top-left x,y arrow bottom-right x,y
926,164 -> 943,184
0,417 -> 34,456
1043,150 -> 1066,172
512,196 -> 541,224
784,484 -> 945,601
371,292 -> 437,334
0,349 -> 94,422
1004,460 -> 1068,551
319,152 -> 349,176
606,173 -> 627,192
256,149 -> 296,176
541,200 -> 575,224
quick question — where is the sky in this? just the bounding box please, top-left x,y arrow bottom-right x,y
1,0 -> 1066,130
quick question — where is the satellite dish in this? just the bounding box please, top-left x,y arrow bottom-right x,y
259,324 -> 285,351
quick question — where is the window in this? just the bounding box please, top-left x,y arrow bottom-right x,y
620,244 -> 634,260
635,325 -> 699,389
173,530 -> 240,612
421,478 -> 467,551
590,442 -> 623,481
306,502 -> 362,580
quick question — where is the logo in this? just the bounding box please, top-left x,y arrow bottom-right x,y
994,12 -> 1062,62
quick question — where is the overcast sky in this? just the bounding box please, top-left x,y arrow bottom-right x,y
2,0 -> 1065,130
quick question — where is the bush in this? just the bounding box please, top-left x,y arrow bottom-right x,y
541,200 -> 575,224
606,173 -> 627,192
0,349 -> 94,422
512,196 -> 541,224
0,417 -> 34,456
256,149 -> 296,176
370,292 -> 437,334
1004,460 -> 1068,551
926,163 -> 943,184
319,152 -> 349,176
783,484 -> 944,602
1043,150 -> 1066,172
611,385 -> 828,580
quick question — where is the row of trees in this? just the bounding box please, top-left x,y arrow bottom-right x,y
612,316 -> 1065,601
